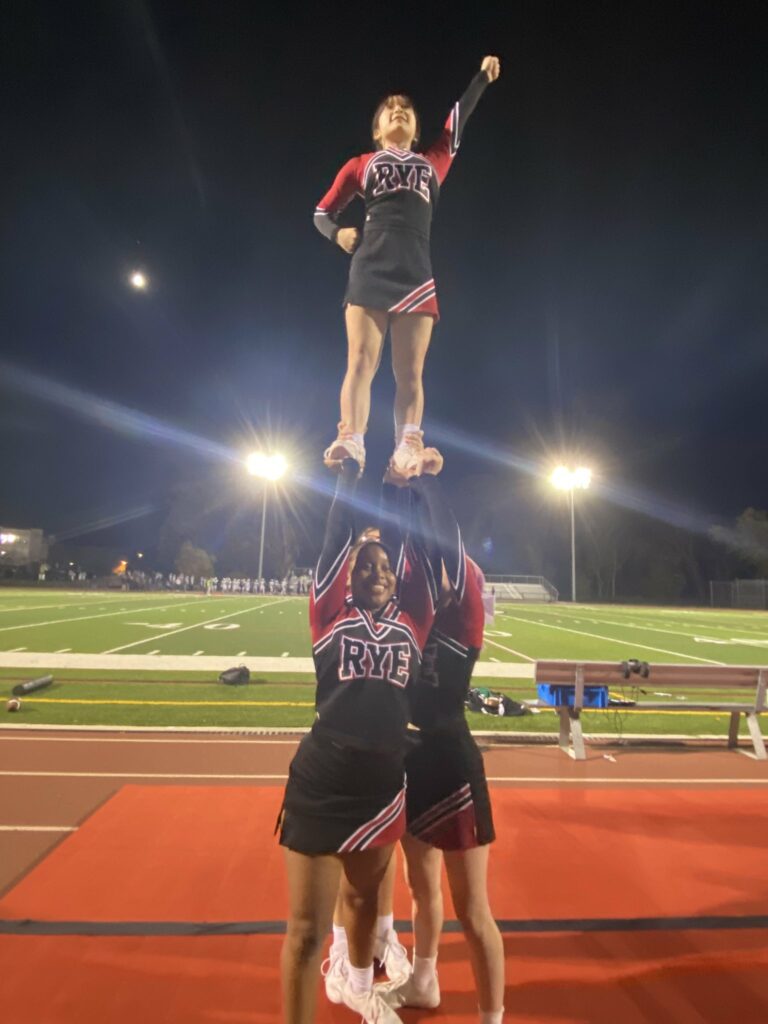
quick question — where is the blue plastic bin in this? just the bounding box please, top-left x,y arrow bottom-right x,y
536,683 -> 608,709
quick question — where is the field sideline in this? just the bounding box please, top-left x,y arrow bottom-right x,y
1,589 -> 766,735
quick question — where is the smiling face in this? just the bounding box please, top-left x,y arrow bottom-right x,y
350,542 -> 396,611
372,94 -> 419,151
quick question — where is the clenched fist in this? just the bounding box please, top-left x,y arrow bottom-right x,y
481,55 -> 501,82
336,227 -> 360,254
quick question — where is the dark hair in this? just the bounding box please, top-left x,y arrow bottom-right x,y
349,538 -> 394,574
371,94 -> 420,150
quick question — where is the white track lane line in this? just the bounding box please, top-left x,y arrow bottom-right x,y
500,613 -> 725,665
0,825 -> 76,832
102,598 -> 291,654
0,598 -> 217,635
0,770 -> 765,784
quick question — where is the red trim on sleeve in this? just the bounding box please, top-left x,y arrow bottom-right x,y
316,156 -> 364,215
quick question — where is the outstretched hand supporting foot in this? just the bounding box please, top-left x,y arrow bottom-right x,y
384,447 -> 443,487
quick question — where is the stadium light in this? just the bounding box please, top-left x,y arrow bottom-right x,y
550,465 -> 591,602
245,452 -> 287,482
245,452 -> 289,580
129,271 -> 148,290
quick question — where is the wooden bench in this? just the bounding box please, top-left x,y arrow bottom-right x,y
533,660 -> 767,761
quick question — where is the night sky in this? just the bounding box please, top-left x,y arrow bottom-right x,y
2,2 -> 766,573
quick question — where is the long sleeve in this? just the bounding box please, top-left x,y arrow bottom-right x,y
309,460 -> 359,640
408,473 -> 467,603
423,71 -> 489,185
379,483 -> 410,583
314,157 -> 363,242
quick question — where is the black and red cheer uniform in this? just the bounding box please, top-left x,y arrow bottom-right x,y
314,71 -> 490,319
405,488 -> 495,851
279,461 -> 438,855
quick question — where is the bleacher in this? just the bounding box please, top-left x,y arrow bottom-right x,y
484,575 -> 558,604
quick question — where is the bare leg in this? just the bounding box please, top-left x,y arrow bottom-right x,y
339,305 -> 388,435
281,848 -> 342,1024
444,845 -> 505,1013
390,312 -> 434,438
377,846 -> 397,916
339,844 -> 395,968
401,832 -> 443,958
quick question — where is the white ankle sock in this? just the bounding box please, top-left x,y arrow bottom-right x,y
350,432 -> 365,448
412,954 -> 437,988
346,963 -> 374,994
479,1010 -> 504,1024
395,423 -> 421,445
376,913 -> 394,940
331,923 -> 347,950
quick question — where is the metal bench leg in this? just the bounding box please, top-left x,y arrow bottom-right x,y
742,713 -> 767,761
727,711 -> 740,749
569,709 -> 586,761
558,707 -> 572,756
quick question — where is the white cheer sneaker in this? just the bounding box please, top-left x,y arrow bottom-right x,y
377,971 -> 441,1010
375,929 -> 412,985
341,981 -> 403,1023
321,944 -> 348,1004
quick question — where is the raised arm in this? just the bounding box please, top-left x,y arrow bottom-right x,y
408,472 -> 467,603
423,55 -> 501,185
314,157 -> 363,251
309,459 -> 360,640
379,481 -> 410,584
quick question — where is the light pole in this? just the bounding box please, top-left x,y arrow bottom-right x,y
550,465 -> 591,602
245,452 -> 288,581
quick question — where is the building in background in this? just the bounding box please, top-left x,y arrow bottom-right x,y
0,527 -> 48,568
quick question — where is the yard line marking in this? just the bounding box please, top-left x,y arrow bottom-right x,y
500,614 -> 725,665
237,651 -> 247,656
0,735 -> 304,744
0,598 -> 216,635
537,608 -> 767,648
102,598 -> 291,654
54,648 -> 72,653
192,651 -> 204,656
8,647 -> 27,652
0,825 -> 76,832
24,699 -> 313,707
148,650 -> 160,655
0,600 -> 116,614
483,638 -> 535,662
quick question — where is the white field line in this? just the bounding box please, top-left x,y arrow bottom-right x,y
0,653 -> 315,671
483,638 -> 535,662
0,769 -> 765,785
0,598 -> 216,635
0,651 -> 534,676
533,609 -> 768,647
500,613 -> 724,665
0,601 -> 111,614
102,598 -> 292,654
0,734 -> 304,744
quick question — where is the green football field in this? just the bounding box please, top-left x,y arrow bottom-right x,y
0,588 -> 766,735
